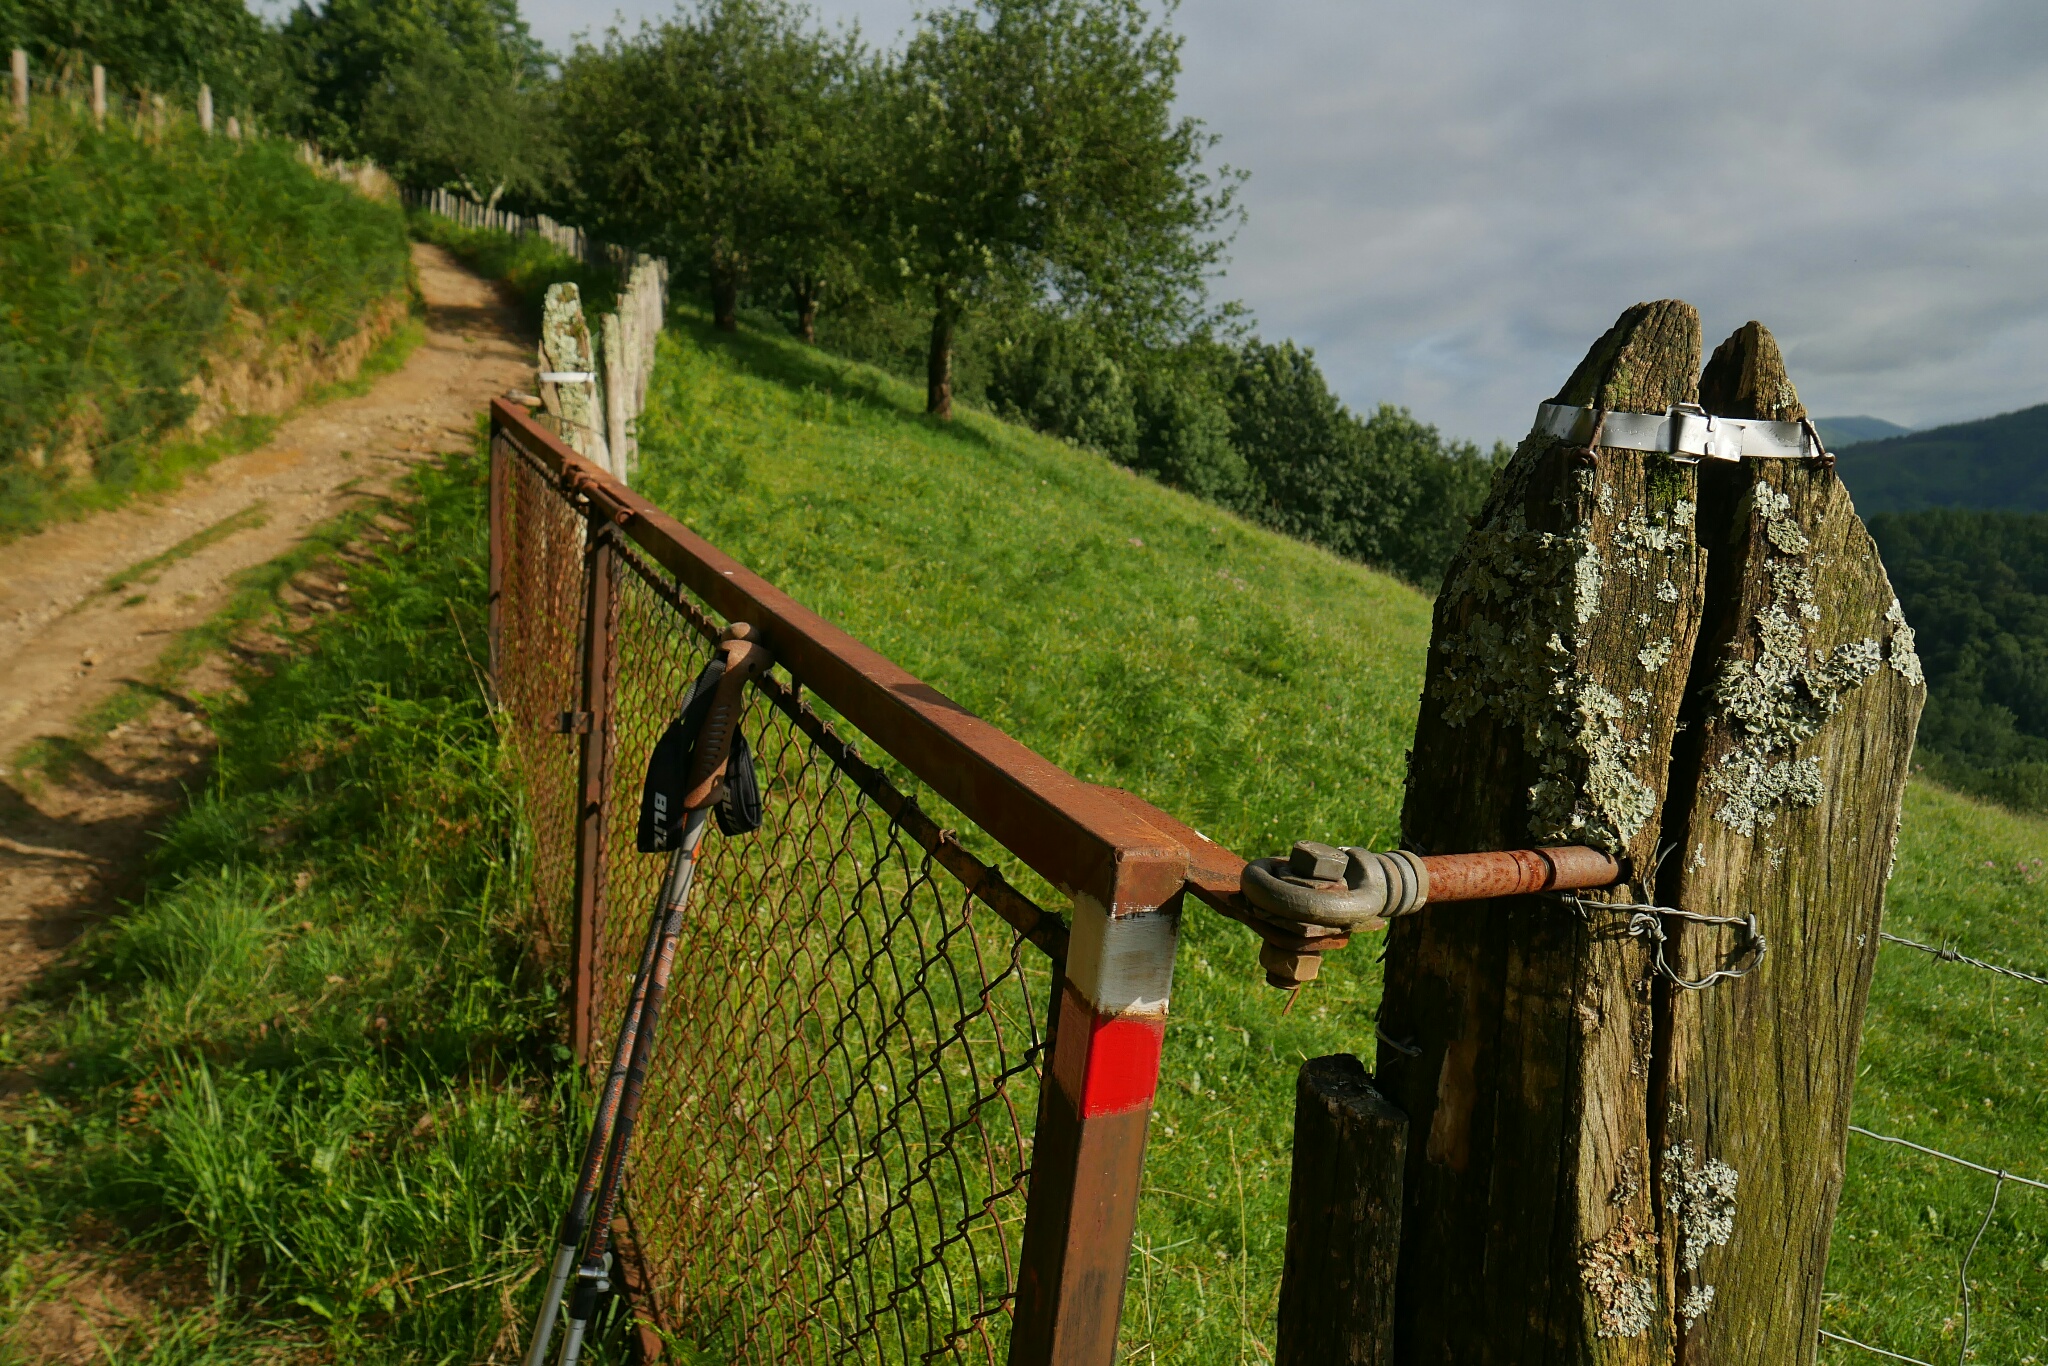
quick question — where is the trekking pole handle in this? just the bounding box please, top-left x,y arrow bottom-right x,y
681,626 -> 771,810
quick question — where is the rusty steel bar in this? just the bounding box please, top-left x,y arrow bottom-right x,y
492,398 -> 1188,919
1418,844 -> 1619,904
1011,882 -> 1185,1366
567,523 -> 617,1061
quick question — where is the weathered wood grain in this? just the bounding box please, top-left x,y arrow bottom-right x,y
1277,1055 -> 1406,1366
1653,324 -> 1924,1363
1377,301 -> 1709,1363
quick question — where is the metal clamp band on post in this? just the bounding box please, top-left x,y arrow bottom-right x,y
1533,401 -> 1826,462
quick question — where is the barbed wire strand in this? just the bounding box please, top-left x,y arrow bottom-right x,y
1879,932 -> 2048,988
1817,1328 -> 1935,1365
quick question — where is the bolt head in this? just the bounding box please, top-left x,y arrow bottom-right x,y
1289,841 -> 1347,882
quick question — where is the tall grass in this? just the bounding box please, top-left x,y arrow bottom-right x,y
0,100 -> 409,539
0,450 -> 618,1362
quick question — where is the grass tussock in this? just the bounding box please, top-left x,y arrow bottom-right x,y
0,450 -> 611,1362
0,101 -> 411,540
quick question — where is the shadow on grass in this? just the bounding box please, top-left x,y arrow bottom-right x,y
666,306 -> 1014,457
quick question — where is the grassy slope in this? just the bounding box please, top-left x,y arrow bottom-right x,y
633,313 -> 2047,1362
0,102 -> 411,540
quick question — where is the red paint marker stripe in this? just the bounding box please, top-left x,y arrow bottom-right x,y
1053,982 -> 1168,1118
1080,1013 -> 1165,1117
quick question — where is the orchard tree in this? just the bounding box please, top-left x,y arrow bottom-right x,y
885,0 -> 1237,417
559,0 -> 866,333
356,41 -> 562,206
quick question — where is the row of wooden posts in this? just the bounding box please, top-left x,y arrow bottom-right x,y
9,49 -> 246,139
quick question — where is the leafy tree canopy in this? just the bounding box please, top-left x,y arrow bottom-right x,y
273,0 -> 547,158
1871,509 -> 2048,811
558,0 -> 866,331
0,0 -> 273,110
887,0 -> 1238,414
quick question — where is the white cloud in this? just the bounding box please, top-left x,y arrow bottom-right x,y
520,0 -> 2048,441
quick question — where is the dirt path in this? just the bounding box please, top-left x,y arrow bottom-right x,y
0,241 -> 530,1013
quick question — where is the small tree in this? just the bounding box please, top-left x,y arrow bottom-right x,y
559,0 -> 864,333
884,0 -> 1236,417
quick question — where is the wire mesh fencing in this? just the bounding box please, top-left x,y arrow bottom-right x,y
1819,931 -> 2048,1365
492,414 -> 1074,1362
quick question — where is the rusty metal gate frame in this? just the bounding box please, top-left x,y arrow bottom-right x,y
487,398 -> 1225,1366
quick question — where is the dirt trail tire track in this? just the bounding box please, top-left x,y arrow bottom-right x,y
0,242 -> 531,1013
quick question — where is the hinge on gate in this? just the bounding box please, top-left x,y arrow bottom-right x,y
557,711 -> 592,734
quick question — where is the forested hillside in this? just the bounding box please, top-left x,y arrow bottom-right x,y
1814,414 -> 1912,447
1838,402 -> 2048,513
1870,509 -> 2048,811
0,95 -> 409,538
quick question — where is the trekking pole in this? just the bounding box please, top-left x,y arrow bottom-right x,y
523,623 -> 771,1366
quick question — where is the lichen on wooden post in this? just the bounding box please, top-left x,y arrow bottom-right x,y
1652,323 -> 1924,1362
1376,300 -> 1711,1363
1363,309 -> 1922,1364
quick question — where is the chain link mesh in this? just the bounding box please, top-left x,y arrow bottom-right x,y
495,434 -> 589,965
495,435 -> 1061,1363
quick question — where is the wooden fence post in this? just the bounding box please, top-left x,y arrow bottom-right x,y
1357,304 -> 1920,1363
11,49 -> 26,124
198,83 -> 212,134
567,521 -> 617,1061
1376,300 -> 1709,1363
1651,323 -> 1923,1360
1276,1055 -> 1405,1366
91,64 -> 104,127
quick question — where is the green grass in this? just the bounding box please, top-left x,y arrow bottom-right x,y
1824,783 -> 2048,1363
628,311 -> 2048,1361
0,101 -> 412,541
0,449 -> 627,1362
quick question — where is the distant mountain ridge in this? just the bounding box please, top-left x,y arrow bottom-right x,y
1816,415 -> 1913,448
1833,402 -> 2048,514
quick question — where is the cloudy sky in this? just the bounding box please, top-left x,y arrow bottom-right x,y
515,0 -> 2048,445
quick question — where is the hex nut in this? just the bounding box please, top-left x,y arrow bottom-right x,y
1260,941 -> 1323,989
1289,840 -> 1347,882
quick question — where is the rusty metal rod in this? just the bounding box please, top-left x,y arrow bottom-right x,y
1415,845 -> 1620,906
